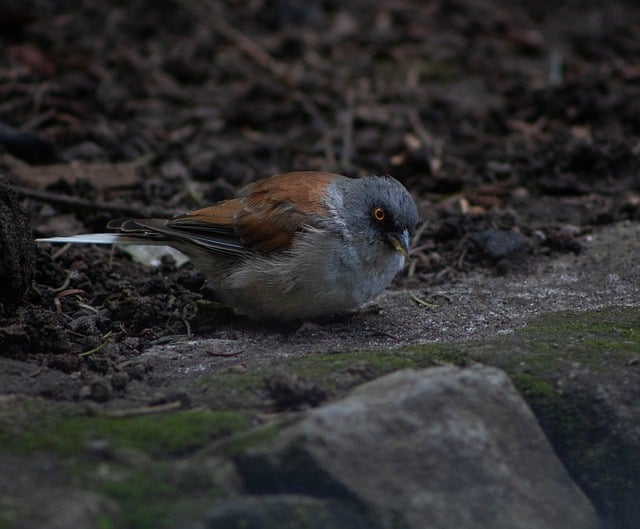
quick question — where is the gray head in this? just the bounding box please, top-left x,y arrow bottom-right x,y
334,175 -> 419,256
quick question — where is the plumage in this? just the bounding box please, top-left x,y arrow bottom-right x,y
38,171 -> 418,320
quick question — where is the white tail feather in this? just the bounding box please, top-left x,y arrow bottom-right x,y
37,233 -> 153,245
37,234 -> 190,267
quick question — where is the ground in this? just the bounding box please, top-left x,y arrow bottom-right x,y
0,1 -> 639,528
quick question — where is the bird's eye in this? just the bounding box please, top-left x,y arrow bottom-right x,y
373,207 -> 385,221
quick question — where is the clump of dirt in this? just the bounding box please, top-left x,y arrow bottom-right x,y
0,175 -> 35,304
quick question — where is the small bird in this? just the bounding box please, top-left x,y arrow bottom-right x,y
38,171 -> 418,320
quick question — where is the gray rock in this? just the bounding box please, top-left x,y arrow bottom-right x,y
7,488 -> 118,529
234,365 -> 599,529
471,228 -> 529,260
196,495 -> 383,529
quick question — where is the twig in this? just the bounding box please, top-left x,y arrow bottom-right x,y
412,219 -> 430,246
408,109 -> 443,174
11,184 -> 177,218
78,332 -> 113,357
410,294 -> 440,309
78,339 -> 110,357
209,16 -> 289,82
182,317 -> 192,338
29,362 -> 46,378
55,288 -> 85,298
407,256 -> 417,278
51,270 -> 73,292
207,350 -> 244,357
105,401 -> 184,418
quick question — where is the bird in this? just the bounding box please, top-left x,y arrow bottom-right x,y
38,171 -> 419,320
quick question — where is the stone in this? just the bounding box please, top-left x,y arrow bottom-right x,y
6,487 -> 118,529
234,365 -> 599,529
471,228 -> 529,260
197,495 -> 382,529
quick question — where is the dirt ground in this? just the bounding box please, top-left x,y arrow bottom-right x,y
1,0 -> 640,454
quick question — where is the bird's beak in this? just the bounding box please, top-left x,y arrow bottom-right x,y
388,229 -> 410,257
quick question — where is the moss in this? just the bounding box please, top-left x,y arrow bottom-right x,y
474,307 -> 640,527
448,307 -> 640,376
0,406 -> 247,529
192,345 -> 467,409
391,514 -> 411,529
93,461 -> 222,529
191,371 -> 266,409
0,408 -> 248,457
96,513 -> 116,529
97,464 -> 182,529
287,350 -> 416,380
0,509 -> 14,529
283,345 -> 468,386
510,370 -> 637,519
511,373 -> 555,399
222,422 -> 282,456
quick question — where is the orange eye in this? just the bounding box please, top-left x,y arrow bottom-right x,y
373,207 -> 385,221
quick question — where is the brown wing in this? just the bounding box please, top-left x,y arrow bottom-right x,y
111,171 -> 341,254
235,171 -> 339,251
170,197 -> 242,232
108,199 -> 246,255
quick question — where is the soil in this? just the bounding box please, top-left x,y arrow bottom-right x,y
0,1 -> 640,526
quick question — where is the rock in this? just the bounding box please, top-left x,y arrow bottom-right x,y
8,488 -> 118,529
543,229 -> 583,254
0,173 -> 35,306
196,495 -> 383,529
234,366 -> 599,529
61,141 -> 108,162
264,371 -> 329,411
471,228 -> 529,260
0,122 -> 54,163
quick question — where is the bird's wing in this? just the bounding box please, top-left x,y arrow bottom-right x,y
40,172 -> 342,256
171,171 -> 340,253
109,198 -> 246,256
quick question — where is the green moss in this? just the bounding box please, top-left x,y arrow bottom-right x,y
0,509 -> 14,529
287,344 -> 468,380
472,307 -> 640,525
191,371 -> 265,409
96,513 -> 116,529
0,406 -> 243,529
511,373 -> 555,399
0,408 -> 248,457
391,514 -> 411,529
222,422 -> 282,456
97,464 -> 182,529
288,350 -> 416,378
92,460 -> 222,529
437,307 -> 640,376
509,369 -> 637,518
193,344 -> 467,410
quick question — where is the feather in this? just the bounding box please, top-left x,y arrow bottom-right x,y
37,233 -> 154,245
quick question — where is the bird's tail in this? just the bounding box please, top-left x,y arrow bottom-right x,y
36,233 -> 159,245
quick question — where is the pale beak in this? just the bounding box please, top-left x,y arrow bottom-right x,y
387,229 -> 410,257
